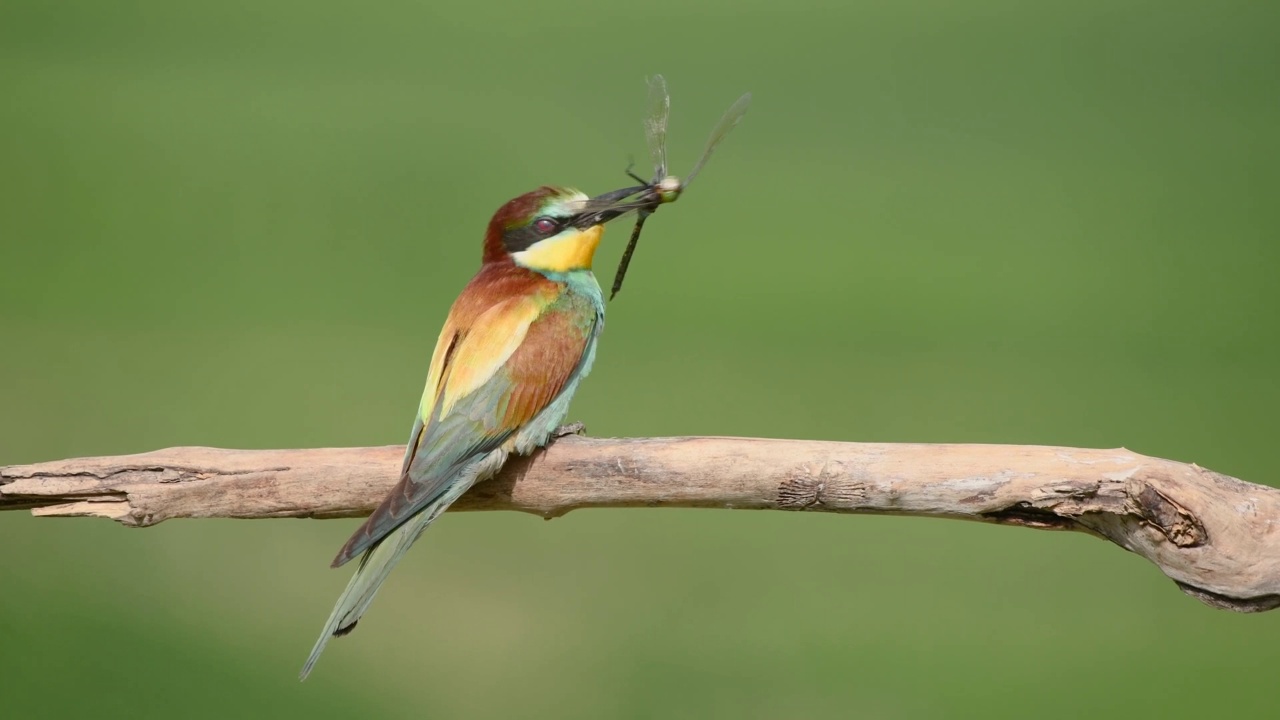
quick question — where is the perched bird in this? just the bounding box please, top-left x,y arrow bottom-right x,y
300,183 -> 647,680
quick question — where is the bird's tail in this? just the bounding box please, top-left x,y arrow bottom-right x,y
299,481 -> 470,681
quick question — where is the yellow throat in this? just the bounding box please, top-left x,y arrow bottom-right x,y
512,226 -> 603,273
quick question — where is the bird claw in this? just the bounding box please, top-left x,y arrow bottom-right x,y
553,421 -> 586,438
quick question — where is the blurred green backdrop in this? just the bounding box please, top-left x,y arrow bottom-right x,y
3,0 -> 1278,717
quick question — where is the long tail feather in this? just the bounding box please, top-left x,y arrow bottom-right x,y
299,480 -> 471,681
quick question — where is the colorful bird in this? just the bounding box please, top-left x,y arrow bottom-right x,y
300,183 -> 647,680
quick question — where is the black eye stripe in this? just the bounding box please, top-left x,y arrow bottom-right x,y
502,215 -> 568,253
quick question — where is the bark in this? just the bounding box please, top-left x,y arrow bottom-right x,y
3,435 -> 1278,613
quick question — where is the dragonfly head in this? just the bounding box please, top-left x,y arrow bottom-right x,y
654,176 -> 682,204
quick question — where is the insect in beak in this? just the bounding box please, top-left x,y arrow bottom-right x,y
609,75 -> 751,300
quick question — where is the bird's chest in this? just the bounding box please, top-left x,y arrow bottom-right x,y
549,271 -> 605,343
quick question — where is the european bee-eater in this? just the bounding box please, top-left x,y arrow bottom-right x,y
301,183 -> 646,680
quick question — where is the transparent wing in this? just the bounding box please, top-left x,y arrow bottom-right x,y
643,74 -> 671,182
682,92 -> 751,188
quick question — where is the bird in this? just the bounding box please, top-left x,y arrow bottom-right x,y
299,183 -> 648,680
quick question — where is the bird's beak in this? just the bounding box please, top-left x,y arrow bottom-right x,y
571,184 -> 650,229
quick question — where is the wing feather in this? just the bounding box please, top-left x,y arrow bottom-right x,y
331,281 -> 596,567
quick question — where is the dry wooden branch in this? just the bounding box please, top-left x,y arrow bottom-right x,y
3,436 -> 1278,613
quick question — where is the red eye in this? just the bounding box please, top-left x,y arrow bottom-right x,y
533,217 -> 558,234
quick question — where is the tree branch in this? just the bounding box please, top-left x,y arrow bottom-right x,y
4,436 -> 1278,613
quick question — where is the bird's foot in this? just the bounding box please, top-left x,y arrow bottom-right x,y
552,421 -> 587,439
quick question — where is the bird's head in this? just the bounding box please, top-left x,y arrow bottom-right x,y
483,185 -> 646,273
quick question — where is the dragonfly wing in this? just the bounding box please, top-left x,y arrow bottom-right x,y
644,74 -> 671,181
683,92 -> 752,188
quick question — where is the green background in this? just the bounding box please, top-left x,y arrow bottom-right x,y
3,1 -> 1278,717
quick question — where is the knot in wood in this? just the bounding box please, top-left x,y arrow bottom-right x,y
776,461 -> 861,509
1132,481 -> 1206,548
777,476 -> 823,509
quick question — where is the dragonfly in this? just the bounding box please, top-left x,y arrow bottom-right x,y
609,75 -> 752,300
